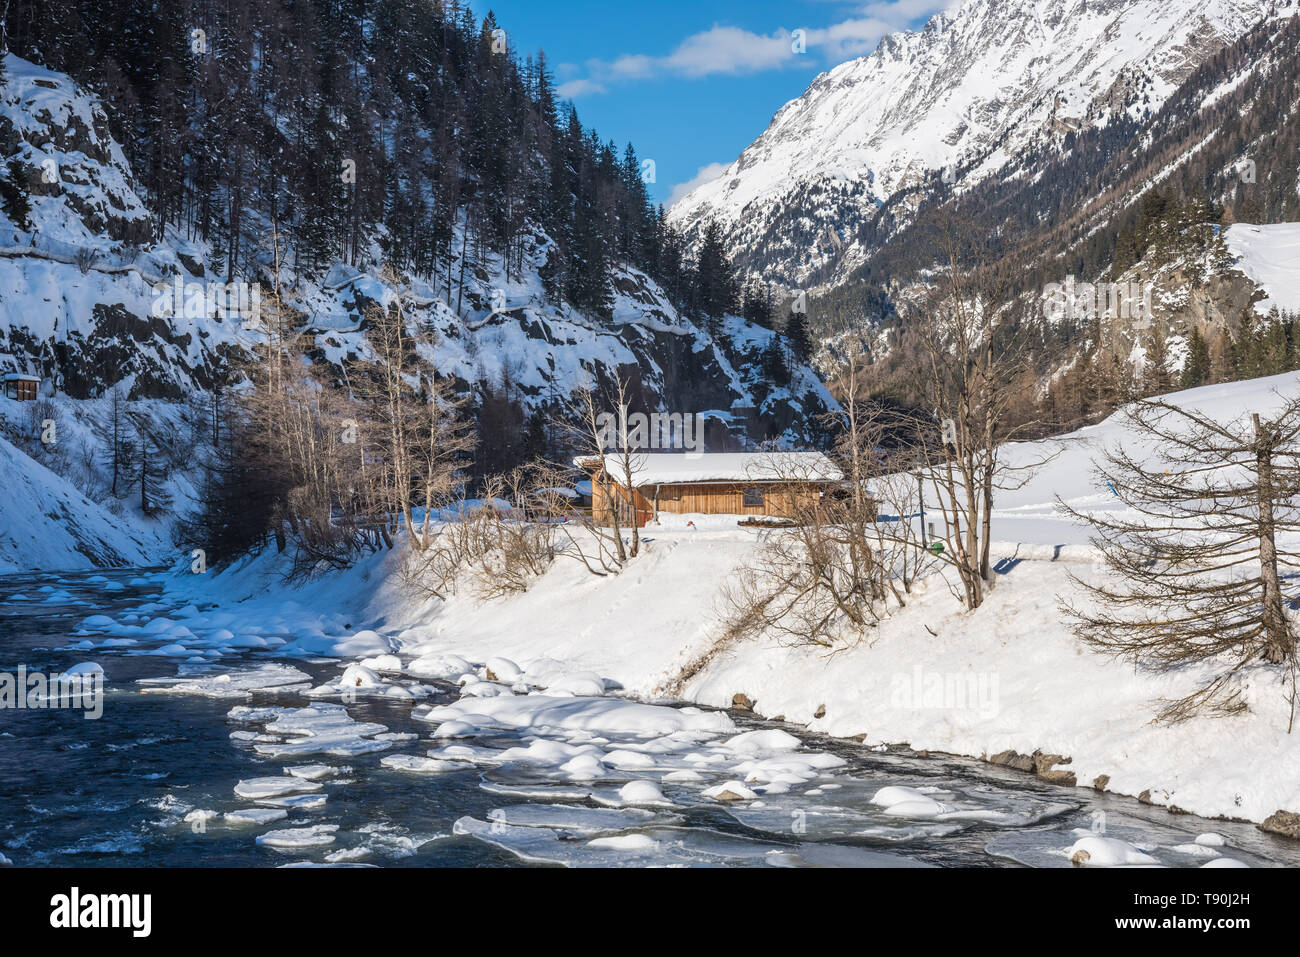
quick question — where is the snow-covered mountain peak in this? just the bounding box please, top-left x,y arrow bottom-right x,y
669,0 -> 1281,290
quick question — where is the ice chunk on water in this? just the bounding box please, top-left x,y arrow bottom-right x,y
429,720 -> 478,738
254,793 -> 328,810
285,764 -> 345,781
604,780 -> 672,807
478,780 -> 595,802
325,847 -> 373,863
1169,843 -> 1221,858
139,663 -> 312,698
256,825 -> 339,849
231,703 -> 394,758
1065,836 -> 1160,867
380,754 -> 464,774
225,808 -> 289,826
764,844 -> 937,868
703,780 -> 759,802
233,777 -> 324,800
485,804 -> 677,835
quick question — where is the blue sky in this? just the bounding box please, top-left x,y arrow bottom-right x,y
480,1 -> 955,206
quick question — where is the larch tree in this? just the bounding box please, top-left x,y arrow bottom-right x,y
1060,396 -> 1300,726
99,385 -> 136,499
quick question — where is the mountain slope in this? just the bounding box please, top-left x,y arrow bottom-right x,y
0,51 -> 831,448
669,0 -> 1284,291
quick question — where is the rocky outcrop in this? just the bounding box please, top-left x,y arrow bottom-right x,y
1259,810 -> 1300,840
983,748 -> 1077,786
986,749 -> 1035,772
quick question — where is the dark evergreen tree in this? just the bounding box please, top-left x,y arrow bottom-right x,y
1181,327 -> 1211,388
694,220 -> 737,333
785,308 -> 814,363
128,416 -> 173,518
0,158 -> 32,231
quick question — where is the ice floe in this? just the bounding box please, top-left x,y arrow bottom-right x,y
232,777 -> 324,800
138,663 -> 312,698
256,825 -> 340,849
379,754 -> 464,774
228,703 -> 394,757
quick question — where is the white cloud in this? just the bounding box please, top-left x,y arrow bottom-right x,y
803,16 -> 896,62
615,26 -> 795,80
861,0 -> 960,21
556,77 -> 607,98
558,1 -> 960,96
668,161 -> 730,207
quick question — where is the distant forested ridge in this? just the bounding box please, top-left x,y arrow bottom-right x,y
3,0 -> 733,322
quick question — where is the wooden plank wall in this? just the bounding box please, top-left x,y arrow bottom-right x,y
592,480 -> 826,526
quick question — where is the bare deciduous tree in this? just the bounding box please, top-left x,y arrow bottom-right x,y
357,271 -> 474,551
722,356 -> 922,647
561,378 -> 646,570
1060,396 -> 1300,726
910,251 -> 1049,610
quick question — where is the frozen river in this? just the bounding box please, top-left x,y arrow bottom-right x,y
2,568 -> 1297,868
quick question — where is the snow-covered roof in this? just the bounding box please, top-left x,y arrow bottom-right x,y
3,374 -> 40,382
534,486 -> 578,499
575,452 -> 843,486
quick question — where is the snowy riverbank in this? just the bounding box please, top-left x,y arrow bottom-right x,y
128,522 -> 1296,830
51,370 -> 1300,831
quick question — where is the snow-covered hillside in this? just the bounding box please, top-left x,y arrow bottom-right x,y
1225,223 -> 1300,315
669,0 -> 1284,290
127,371 -> 1300,826
0,53 -> 831,445
0,425 -> 158,575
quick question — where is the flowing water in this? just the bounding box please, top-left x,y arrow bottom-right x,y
2,567 -> 1298,868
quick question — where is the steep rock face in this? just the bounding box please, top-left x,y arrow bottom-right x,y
0,53 -> 148,244
669,0 -> 1277,291
0,55 -> 831,447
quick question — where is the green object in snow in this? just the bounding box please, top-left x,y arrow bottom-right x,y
929,541 -> 945,554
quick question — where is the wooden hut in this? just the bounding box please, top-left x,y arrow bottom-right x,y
576,452 -> 844,528
2,374 -> 40,401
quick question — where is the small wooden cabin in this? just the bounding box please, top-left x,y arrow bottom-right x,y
576,452 -> 844,528
2,374 -> 40,401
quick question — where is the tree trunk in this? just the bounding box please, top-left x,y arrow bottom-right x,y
1256,414 -> 1291,663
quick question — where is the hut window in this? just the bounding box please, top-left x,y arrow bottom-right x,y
743,487 -> 764,507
